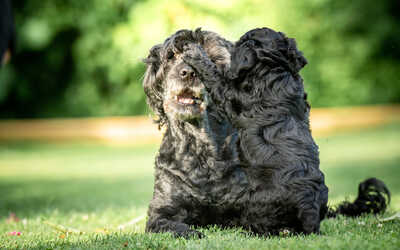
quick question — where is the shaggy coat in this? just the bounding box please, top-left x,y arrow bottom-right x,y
143,29 -> 240,238
182,28 -> 328,234
143,28 -> 390,238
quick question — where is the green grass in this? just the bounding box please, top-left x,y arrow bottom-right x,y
0,123 -> 399,249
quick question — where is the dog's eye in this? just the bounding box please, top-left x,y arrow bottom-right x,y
167,51 -> 175,60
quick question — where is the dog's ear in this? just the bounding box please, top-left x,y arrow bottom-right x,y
229,40 -> 257,79
143,44 -> 162,68
253,32 -> 308,74
285,37 -> 307,73
235,28 -> 308,75
143,44 -> 166,127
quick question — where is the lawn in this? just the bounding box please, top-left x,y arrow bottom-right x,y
0,123 -> 399,249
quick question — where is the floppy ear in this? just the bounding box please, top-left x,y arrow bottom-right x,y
229,40 -> 257,79
284,37 -> 308,73
143,44 -> 166,127
251,32 -> 307,75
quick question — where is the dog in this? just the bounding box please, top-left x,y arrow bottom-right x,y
143,28 -> 240,238
142,28 -> 390,237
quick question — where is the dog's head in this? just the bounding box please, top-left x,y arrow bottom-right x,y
143,28 -> 232,127
229,27 -> 307,80
226,28 -> 311,120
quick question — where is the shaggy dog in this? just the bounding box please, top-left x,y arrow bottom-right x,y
143,29 -> 239,238
142,28 -> 390,237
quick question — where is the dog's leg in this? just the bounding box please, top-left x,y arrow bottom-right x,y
296,192 -> 321,234
285,175 -> 328,235
146,216 -> 203,238
146,191 -> 203,238
182,44 -> 221,85
182,44 -> 225,103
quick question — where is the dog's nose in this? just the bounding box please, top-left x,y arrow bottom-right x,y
180,66 -> 195,80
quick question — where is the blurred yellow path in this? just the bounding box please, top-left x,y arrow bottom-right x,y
0,105 -> 399,144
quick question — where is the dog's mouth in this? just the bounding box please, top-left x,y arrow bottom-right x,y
165,87 -> 207,121
175,89 -> 203,106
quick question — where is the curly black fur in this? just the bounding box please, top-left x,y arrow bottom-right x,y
142,27 -> 390,238
182,27 -> 328,235
327,178 -> 390,218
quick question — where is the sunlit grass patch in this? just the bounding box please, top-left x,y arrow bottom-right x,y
0,123 -> 399,249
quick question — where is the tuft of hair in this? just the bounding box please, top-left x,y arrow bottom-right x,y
327,178 -> 390,218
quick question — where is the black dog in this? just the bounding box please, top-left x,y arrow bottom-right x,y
143,28 -> 390,237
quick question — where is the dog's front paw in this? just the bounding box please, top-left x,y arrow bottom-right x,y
173,223 -> 204,239
172,36 -> 191,53
299,211 -> 321,235
182,43 -> 205,61
180,229 -> 204,239
182,44 -> 220,83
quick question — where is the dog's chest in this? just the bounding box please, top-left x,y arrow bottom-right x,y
170,152 -> 249,206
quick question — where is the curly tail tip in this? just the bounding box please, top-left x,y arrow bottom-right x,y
327,177 -> 390,218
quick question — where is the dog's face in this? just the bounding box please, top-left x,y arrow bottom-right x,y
143,29 -> 232,126
161,38 -> 206,122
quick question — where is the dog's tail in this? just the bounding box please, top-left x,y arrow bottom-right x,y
327,178 -> 390,218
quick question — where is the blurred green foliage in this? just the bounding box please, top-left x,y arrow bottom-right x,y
0,0 -> 399,118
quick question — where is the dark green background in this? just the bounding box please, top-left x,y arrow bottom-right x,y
1,0 -> 399,118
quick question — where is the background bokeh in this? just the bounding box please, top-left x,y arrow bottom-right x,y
1,1 -> 400,248
1,0 -> 399,118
